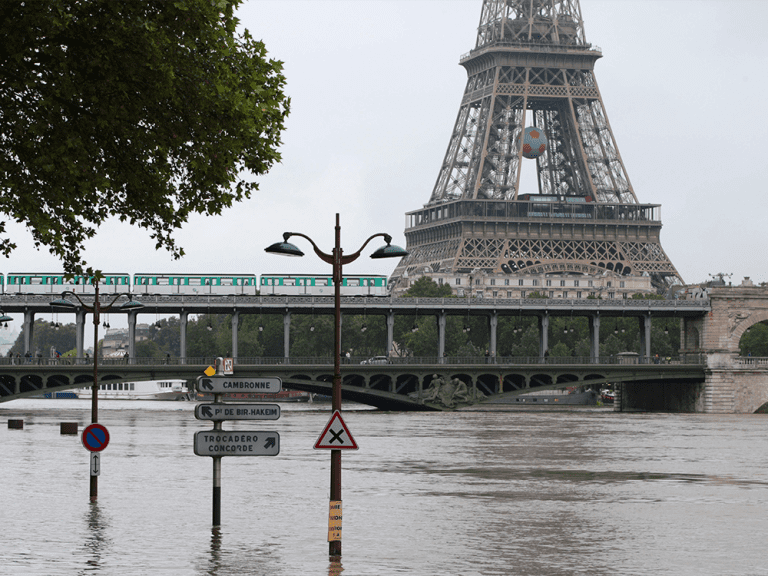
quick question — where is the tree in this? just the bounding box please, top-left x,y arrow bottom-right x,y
10,319 -> 76,357
0,1 -> 290,273
402,277 -> 454,298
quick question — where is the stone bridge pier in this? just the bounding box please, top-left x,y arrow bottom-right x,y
620,283 -> 768,413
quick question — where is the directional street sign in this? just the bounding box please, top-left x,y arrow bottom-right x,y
82,423 -> 110,452
195,403 -> 281,421
314,411 -> 358,450
196,376 -> 282,395
194,431 -> 280,457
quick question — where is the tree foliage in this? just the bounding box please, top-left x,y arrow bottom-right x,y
0,0 -> 290,273
401,277 -> 454,298
9,311 -> 723,362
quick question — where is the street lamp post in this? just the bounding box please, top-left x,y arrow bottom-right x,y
51,281 -> 143,501
266,213 -> 407,559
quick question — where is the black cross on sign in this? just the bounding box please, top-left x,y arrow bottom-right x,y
329,429 -> 344,444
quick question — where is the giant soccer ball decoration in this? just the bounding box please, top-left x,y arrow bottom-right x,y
521,126 -> 547,159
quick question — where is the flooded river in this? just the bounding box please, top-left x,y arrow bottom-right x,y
1,399 -> 766,575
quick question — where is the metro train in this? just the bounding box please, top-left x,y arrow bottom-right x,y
2,272 -> 390,297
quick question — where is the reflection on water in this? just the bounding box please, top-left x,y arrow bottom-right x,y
205,527 -> 222,576
81,502 -> 111,574
1,399 -> 767,575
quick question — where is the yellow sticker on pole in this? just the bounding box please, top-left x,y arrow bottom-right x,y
328,500 -> 342,542
204,366 -> 216,377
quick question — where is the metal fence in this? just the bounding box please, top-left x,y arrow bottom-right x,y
0,354 -> 708,367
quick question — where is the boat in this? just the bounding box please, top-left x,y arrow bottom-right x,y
75,380 -> 191,401
600,389 -> 616,404
196,390 -> 312,403
486,388 -> 599,406
41,391 -> 79,399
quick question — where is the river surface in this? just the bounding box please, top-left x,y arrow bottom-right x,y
1,399 -> 766,576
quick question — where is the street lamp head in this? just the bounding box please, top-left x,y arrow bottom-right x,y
50,297 -> 76,310
0,311 -> 12,323
265,233 -> 304,257
370,242 -> 408,259
120,299 -> 144,311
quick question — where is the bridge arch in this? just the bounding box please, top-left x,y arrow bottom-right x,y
685,325 -> 701,350
737,319 -> 768,356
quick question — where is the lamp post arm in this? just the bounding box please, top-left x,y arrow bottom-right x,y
102,292 -> 136,312
60,290 -> 92,311
59,290 -> 131,312
284,232 -> 334,265
340,233 -> 392,265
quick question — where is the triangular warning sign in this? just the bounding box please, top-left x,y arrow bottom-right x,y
314,410 -> 358,450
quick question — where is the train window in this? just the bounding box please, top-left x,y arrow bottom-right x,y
284,279 -> 295,286
347,279 -> 359,287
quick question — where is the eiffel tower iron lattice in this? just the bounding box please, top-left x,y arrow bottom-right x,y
390,0 -> 682,297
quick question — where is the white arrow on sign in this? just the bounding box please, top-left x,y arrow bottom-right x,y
90,452 -> 100,477
314,411 -> 358,450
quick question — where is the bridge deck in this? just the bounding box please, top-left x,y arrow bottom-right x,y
0,356 -> 707,410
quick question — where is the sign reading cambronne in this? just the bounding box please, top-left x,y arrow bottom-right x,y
196,376 -> 282,395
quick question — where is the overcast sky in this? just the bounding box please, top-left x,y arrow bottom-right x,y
4,0 -> 767,335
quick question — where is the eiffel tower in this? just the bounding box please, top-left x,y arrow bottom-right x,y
390,0 -> 682,297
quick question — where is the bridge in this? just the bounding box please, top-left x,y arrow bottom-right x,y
3,283 -> 768,413
0,354 -> 707,411
1,293 -> 706,362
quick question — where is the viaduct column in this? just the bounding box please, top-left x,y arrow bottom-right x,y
283,310 -> 290,361
75,309 -> 86,358
231,311 -> 239,361
589,314 -> 600,362
437,311 -> 446,358
23,310 -> 34,355
127,311 -> 138,359
639,313 -> 652,361
386,311 -> 395,356
489,311 -> 498,359
180,311 -> 188,364
538,313 -> 549,360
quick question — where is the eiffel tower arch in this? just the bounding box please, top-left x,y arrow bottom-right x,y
390,0 -> 682,298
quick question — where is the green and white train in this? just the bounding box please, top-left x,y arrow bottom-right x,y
3,272 -> 389,296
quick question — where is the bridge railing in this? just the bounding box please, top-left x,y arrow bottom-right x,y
0,354 -> 706,367
734,356 -> 768,367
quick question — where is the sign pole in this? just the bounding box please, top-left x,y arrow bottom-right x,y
212,392 -> 222,526
330,213 -> 343,560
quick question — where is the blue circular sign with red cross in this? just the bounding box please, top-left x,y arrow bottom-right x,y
82,423 -> 110,452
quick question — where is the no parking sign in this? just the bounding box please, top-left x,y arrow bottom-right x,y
82,423 -> 110,452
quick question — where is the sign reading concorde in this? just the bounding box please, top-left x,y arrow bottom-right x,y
194,431 -> 280,457
196,376 -> 282,395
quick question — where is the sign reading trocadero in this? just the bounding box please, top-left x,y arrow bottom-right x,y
193,430 -> 280,456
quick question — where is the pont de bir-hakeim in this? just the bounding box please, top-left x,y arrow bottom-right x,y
389,0 -> 682,300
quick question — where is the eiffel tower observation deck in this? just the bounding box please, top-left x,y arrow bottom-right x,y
389,0 -> 682,298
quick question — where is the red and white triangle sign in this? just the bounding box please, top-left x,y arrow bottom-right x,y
314,410 -> 359,450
